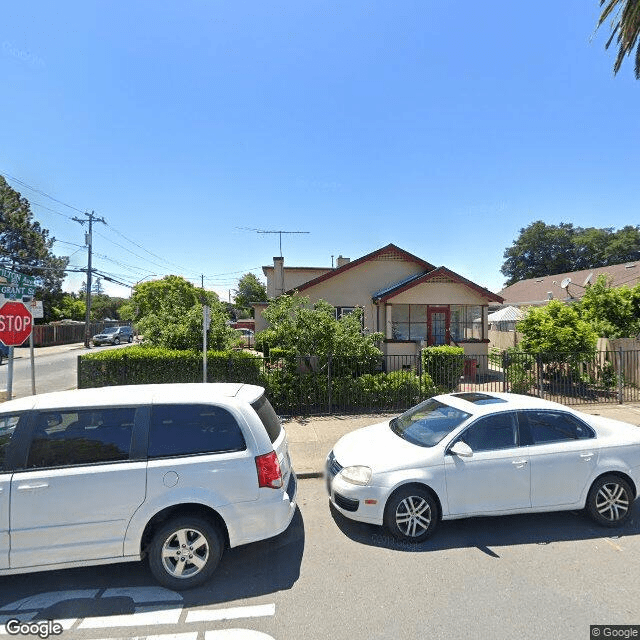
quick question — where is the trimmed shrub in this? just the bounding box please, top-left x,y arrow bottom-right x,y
78,346 -> 262,388
421,345 -> 465,392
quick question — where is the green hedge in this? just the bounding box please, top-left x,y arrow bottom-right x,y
78,346 -> 262,388
421,345 -> 465,392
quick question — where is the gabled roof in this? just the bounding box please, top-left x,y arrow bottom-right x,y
286,244 -> 437,295
499,261 -> 640,306
487,306 -> 524,322
373,266 -> 504,303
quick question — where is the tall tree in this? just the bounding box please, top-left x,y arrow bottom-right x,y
233,273 -> 267,318
0,175 -> 68,320
598,0 -> 640,78
501,221 -> 640,285
119,275 -> 237,351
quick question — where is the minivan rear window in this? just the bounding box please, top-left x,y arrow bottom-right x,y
251,395 -> 282,444
148,404 -> 246,458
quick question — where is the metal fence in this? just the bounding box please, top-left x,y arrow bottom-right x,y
78,348 -> 640,416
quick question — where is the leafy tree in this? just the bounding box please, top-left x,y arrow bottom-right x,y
92,277 -> 104,295
501,221 -> 640,285
51,293 -> 86,321
578,275 -> 640,338
259,294 -> 383,357
0,175 -> 68,321
90,293 -> 126,321
233,273 -> 267,318
517,300 -> 598,355
119,275 -> 237,351
502,221 -> 577,285
597,0 -> 640,78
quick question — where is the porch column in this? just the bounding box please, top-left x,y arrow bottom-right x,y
385,304 -> 393,340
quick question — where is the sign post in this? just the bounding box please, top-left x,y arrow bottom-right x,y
0,301 -> 34,400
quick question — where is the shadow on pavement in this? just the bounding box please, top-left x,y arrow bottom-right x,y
329,500 -> 640,556
0,507 -> 305,618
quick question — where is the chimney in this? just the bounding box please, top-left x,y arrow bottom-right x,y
274,256 -> 285,297
336,255 -> 350,268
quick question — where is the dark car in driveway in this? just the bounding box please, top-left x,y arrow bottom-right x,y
92,325 -> 134,346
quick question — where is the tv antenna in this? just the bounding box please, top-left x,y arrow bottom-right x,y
237,227 -> 310,256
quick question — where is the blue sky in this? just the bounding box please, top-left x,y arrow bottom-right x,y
1,1 -> 638,301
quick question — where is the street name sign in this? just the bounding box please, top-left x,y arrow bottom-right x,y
0,268 -> 37,300
0,301 -> 33,346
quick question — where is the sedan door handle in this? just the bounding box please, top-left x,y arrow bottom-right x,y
16,483 -> 50,491
512,459 -> 528,468
579,453 -> 595,461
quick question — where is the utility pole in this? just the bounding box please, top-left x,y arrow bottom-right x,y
72,211 -> 106,347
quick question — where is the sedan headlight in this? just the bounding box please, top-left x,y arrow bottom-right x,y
339,465 -> 372,486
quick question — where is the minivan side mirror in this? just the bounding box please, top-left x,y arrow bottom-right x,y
449,441 -> 473,457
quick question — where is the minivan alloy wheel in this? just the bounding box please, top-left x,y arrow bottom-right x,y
161,527 -> 209,578
149,516 -> 223,589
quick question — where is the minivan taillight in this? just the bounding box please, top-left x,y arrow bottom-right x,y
255,451 -> 283,489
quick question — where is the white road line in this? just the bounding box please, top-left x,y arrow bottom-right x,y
77,606 -> 183,629
186,604 -> 276,623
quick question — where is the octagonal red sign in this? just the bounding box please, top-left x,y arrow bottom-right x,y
0,301 -> 33,346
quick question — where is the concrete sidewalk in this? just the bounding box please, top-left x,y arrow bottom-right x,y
285,403 -> 640,478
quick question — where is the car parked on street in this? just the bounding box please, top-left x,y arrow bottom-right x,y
91,325 -> 134,346
326,392 -> 640,542
0,344 -> 8,365
0,383 -> 297,589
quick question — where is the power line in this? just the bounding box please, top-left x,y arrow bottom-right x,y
1,170 -> 86,214
103,221 -> 195,274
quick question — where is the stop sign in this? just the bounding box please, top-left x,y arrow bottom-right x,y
0,301 -> 33,346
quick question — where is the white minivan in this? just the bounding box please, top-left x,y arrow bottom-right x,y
0,383 -> 297,589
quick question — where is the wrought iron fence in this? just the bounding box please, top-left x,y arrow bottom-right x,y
78,349 -> 640,416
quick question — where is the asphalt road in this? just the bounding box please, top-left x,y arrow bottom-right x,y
0,477 -> 637,640
0,343 -> 130,398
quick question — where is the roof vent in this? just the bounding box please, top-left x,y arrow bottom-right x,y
625,263 -> 636,269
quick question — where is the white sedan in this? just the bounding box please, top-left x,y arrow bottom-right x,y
326,392 -> 640,541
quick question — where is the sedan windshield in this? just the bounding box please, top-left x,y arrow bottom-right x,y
390,398 -> 471,447
102,328 -> 117,334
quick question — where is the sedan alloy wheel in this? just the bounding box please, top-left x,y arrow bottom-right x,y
587,475 -> 633,527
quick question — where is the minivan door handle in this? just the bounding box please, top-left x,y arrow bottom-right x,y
16,483 -> 50,491
579,452 -> 595,461
511,459 -> 528,469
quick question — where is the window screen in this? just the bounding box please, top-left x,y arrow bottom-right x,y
148,404 -> 246,458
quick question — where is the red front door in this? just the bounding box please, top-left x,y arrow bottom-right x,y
428,306 -> 449,345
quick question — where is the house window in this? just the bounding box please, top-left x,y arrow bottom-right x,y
392,304 -> 484,343
391,305 -> 427,341
335,306 -> 365,330
450,305 -> 483,341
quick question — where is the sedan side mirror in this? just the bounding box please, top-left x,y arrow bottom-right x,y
449,441 -> 473,457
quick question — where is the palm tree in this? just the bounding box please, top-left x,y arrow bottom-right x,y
598,0 -> 640,78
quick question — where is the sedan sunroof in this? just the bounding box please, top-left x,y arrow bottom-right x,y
452,392 -> 507,405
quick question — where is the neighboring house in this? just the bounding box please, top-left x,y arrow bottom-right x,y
498,261 -> 640,308
487,306 -> 524,332
253,244 -> 503,361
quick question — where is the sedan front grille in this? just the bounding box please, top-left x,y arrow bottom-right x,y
334,492 -> 359,512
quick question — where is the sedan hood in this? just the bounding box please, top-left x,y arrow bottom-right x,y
332,421 -> 440,473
